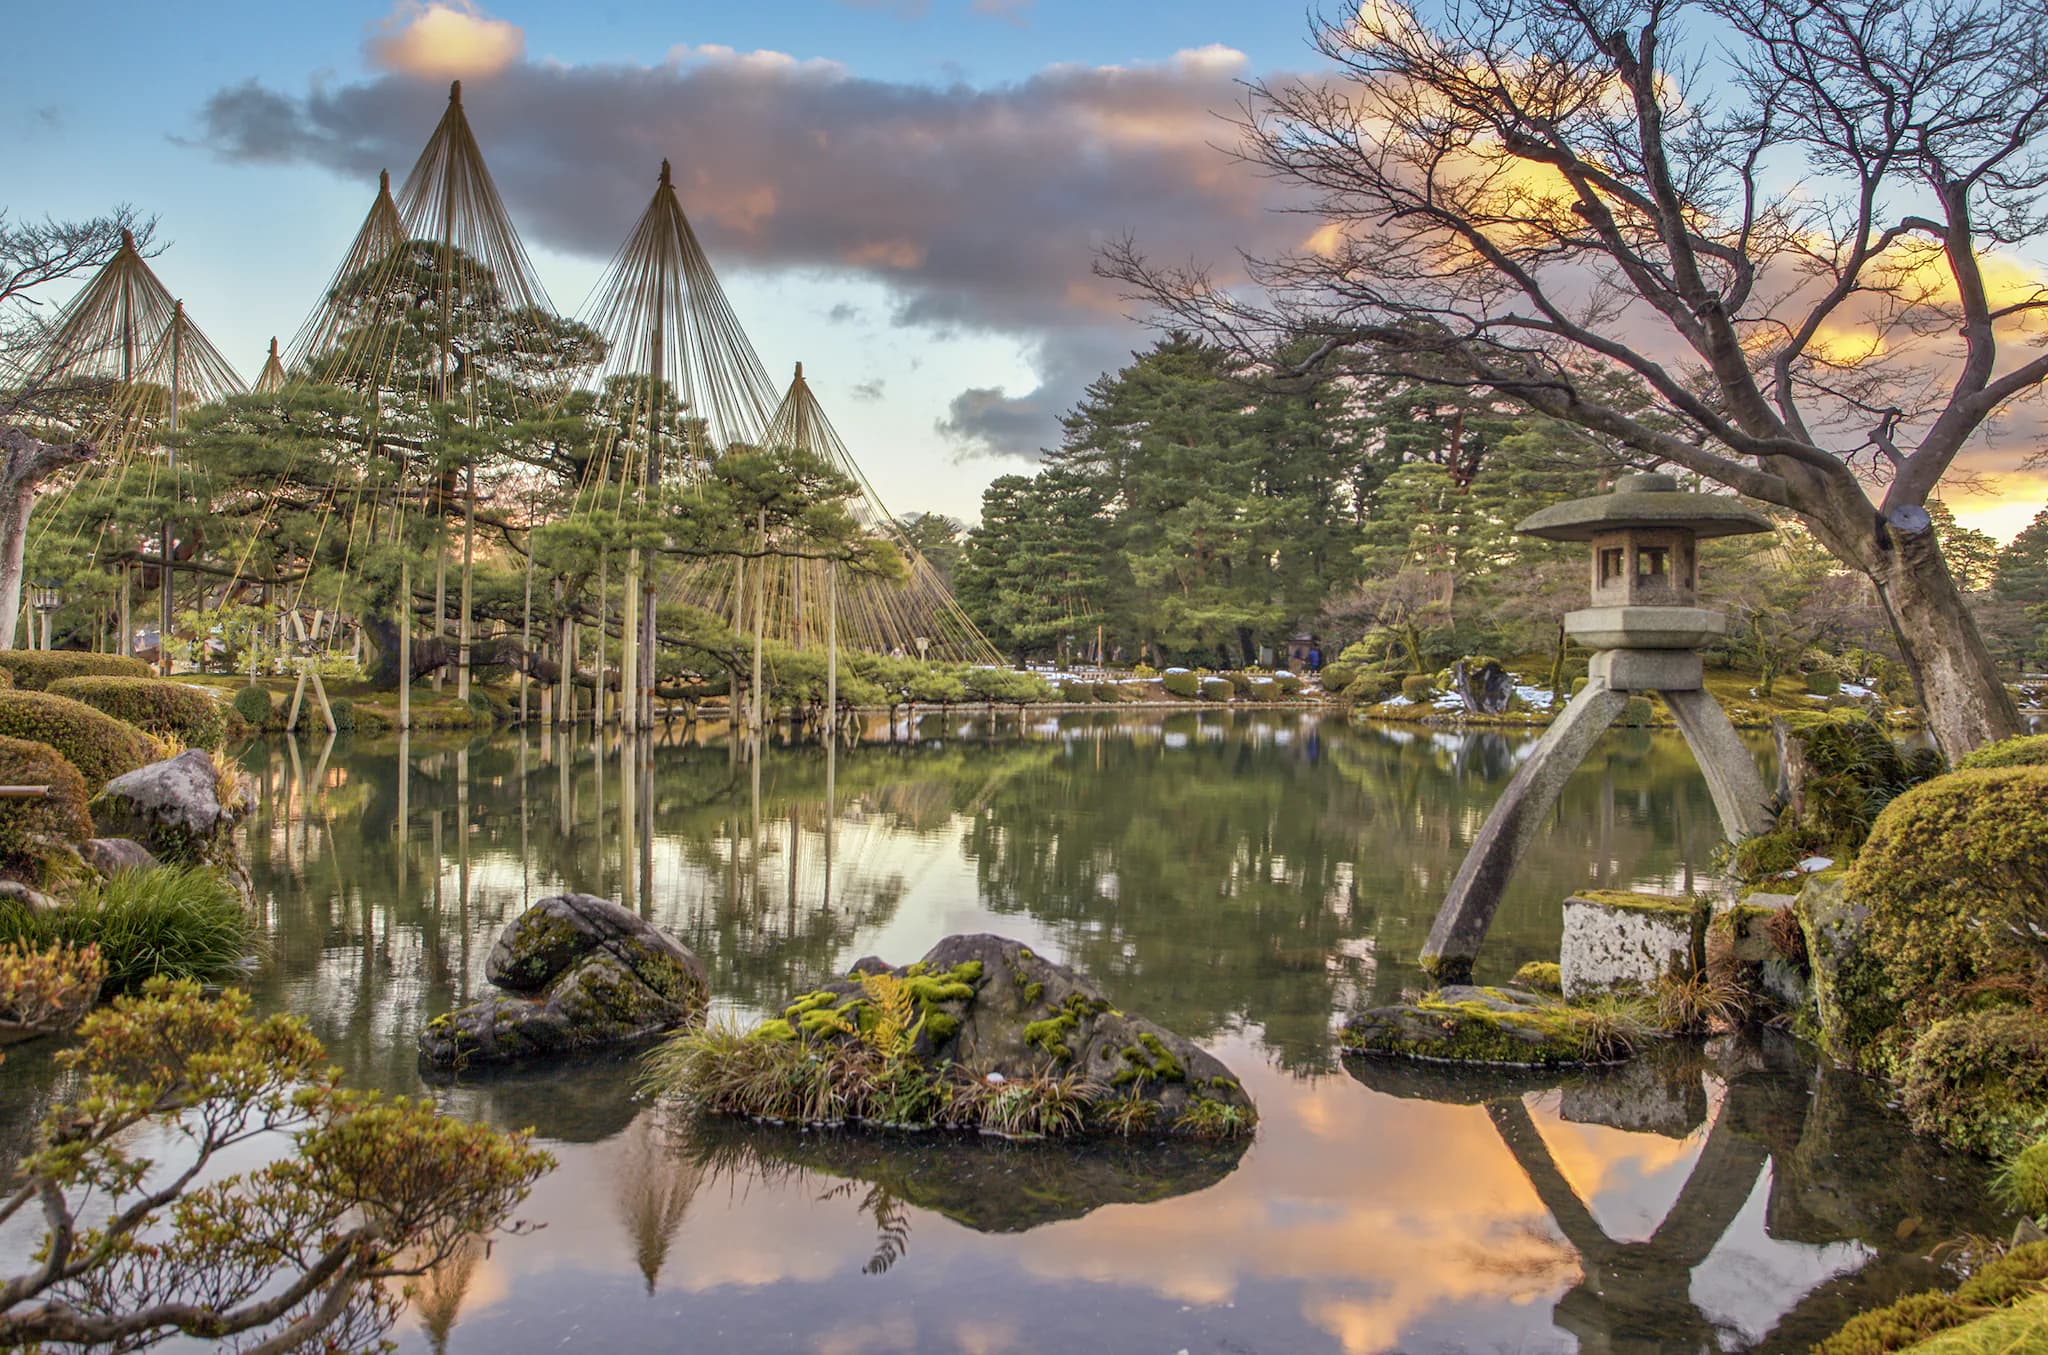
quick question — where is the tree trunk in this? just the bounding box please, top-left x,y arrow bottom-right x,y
1870,522 -> 2023,760
0,430 -> 96,650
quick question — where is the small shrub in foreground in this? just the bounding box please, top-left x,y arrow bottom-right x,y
1899,1008 -> 2048,1158
0,651 -> 150,691
0,980 -> 553,1352
0,939 -> 104,1042
0,864 -> 253,996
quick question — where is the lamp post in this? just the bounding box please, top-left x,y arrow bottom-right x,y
30,580 -> 61,652
914,635 -> 930,663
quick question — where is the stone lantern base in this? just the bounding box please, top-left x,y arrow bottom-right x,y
1419,664 -> 1772,984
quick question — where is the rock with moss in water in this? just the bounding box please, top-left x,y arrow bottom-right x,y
1341,983 -> 1650,1068
651,933 -> 1254,1138
1560,890 -> 1706,1000
419,893 -> 708,1068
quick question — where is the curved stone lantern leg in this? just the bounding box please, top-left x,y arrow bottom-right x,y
1662,689 -> 1774,843
1423,682 -> 1631,982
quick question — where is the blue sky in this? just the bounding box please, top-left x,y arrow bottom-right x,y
9,1 -> 1329,526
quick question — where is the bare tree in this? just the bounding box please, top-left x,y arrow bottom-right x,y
1105,0 -> 2048,757
0,207 -> 156,649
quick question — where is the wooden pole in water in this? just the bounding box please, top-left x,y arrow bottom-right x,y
751,511 -> 766,742
398,559 -> 412,731
458,461 -> 474,701
826,561 -> 838,744
520,533 -> 533,724
160,302 -> 182,676
432,551 -> 446,693
597,551 -> 610,725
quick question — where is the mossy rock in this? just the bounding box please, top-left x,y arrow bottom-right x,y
421,893 -> 709,1068
1846,767 -> 2048,1056
88,748 -> 246,874
0,651 -> 151,691
1400,674 -> 1436,702
1512,961 -> 1562,993
1796,873 -> 1890,1070
0,690 -> 163,791
1899,1009 -> 2048,1158
1341,984 -> 1646,1068
47,676 -> 227,749
0,735 -> 92,869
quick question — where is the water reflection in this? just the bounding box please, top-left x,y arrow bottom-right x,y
0,714 -> 2000,1354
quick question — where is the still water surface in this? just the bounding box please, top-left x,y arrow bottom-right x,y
0,712 -> 2002,1353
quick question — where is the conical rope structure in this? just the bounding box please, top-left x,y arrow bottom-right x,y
15,231 -> 245,665
252,338 -> 288,395
666,363 -> 1003,665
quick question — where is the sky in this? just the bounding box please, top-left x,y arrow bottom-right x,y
9,0 -> 2046,540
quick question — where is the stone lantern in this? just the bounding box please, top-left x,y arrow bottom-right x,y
1422,473 -> 1777,983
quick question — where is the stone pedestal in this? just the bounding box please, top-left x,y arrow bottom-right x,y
1559,891 -> 1706,999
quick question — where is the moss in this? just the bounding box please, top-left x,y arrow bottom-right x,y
1808,1244 -> 2048,1354
46,676 -> 227,749
1512,961 -> 1562,993
1848,768 -> 2048,1046
1957,734 -> 2048,770
1998,1137 -> 2048,1219
1023,992 -> 1110,1062
1342,992 -> 1651,1067
1900,1293 -> 2048,1353
1110,1031 -> 1186,1086
0,735 -> 92,867
1900,1009 -> 2048,1158
0,651 -> 151,691
1570,889 -> 1703,916
0,690 -> 164,791
1812,1293 -> 1972,1355
750,1019 -> 796,1042
1400,675 -> 1436,702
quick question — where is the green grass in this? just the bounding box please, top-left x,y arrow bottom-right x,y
0,865 -> 254,995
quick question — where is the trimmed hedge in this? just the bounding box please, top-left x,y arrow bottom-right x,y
0,690 -> 162,791
1318,662 -> 1357,692
1345,673 -> 1393,704
1618,695 -> 1656,726
1222,671 -> 1256,697
1804,669 -> 1842,696
1847,767 -> 2048,1043
0,735 -> 92,865
0,651 -> 151,691
1161,671 -> 1201,700
47,676 -> 227,749
232,685 -> 275,728
1400,675 -> 1436,703
1272,672 -> 1303,696
1958,733 -> 2048,770
1198,676 -> 1233,701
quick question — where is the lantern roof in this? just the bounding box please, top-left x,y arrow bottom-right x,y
1515,472 -> 1773,542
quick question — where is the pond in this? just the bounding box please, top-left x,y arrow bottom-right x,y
0,711 -> 2004,1353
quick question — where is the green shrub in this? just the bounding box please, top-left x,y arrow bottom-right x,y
1272,672 -> 1303,696
1198,676 -> 1233,702
1956,1239 -> 2048,1308
0,735 -> 91,866
1222,671 -> 1255,697
1059,680 -> 1090,702
1959,734 -> 2048,770
1849,768 -> 2048,1035
1400,675 -> 1436,703
1161,670 -> 1201,700
0,690 -> 163,791
327,696 -> 356,731
466,689 -> 496,724
1570,676 -> 1589,696
1090,682 -> 1118,703
1789,713 -> 1944,853
47,676 -> 227,749
1900,1009 -> 2048,1157
1345,673 -> 1393,704
1319,662 -> 1357,692
0,864 -> 252,996
0,667 -> 12,688
1808,1242 -> 2048,1354
0,651 -> 151,692
231,685 -> 275,729
1805,669 -> 1842,696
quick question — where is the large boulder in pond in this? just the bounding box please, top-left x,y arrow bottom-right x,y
419,893 -> 707,1069
88,749 -> 247,879
762,933 -> 1254,1135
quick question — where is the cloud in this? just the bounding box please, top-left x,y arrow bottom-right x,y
192,43 -> 1295,458
366,1 -> 525,80
851,378 -> 887,401
826,303 -> 864,324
